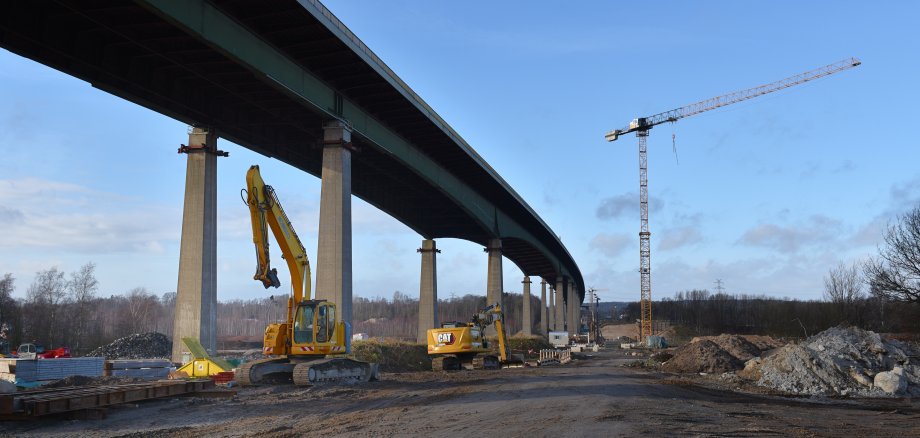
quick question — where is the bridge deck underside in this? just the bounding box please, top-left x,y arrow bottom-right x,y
0,0 -> 583,299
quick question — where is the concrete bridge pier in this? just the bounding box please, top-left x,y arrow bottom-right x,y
548,283 -> 555,332
568,280 -> 578,336
540,279 -> 548,336
485,238 -> 503,336
315,120 -> 353,326
172,126 -> 224,363
521,276 -> 532,336
417,239 -> 439,343
554,277 -> 566,332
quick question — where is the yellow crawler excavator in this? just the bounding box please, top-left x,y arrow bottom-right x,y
427,303 -> 523,370
237,165 -> 378,385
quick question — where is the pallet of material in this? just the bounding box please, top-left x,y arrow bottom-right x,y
105,359 -> 172,379
0,379 -> 215,418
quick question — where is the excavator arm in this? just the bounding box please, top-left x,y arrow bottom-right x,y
474,303 -> 509,363
244,165 -> 312,306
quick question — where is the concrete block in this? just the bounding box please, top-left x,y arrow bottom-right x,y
874,369 -> 907,394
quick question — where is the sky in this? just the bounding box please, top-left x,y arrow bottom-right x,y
1,1 -> 918,303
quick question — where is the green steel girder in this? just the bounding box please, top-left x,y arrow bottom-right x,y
137,0 -> 581,290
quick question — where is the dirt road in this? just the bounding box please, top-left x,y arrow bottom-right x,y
3,349 -> 918,437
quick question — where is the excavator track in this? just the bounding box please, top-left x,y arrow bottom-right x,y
471,354 -> 499,370
240,357 -> 379,386
292,358 -> 379,386
431,355 -> 461,371
237,357 -> 295,386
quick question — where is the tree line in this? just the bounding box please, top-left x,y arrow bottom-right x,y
620,290 -> 919,340
3,205 -> 916,350
0,265 -> 546,352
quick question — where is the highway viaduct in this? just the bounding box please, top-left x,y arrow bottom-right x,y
0,0 -> 585,361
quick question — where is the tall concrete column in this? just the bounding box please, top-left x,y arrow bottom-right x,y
554,277 -> 566,332
568,280 -> 578,336
548,284 -> 555,333
316,121 -> 353,326
417,239 -> 439,343
172,126 -> 224,363
485,238 -> 503,336
539,279 -> 548,336
521,276 -> 532,337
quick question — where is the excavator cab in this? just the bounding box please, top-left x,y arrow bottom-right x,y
292,300 -> 336,345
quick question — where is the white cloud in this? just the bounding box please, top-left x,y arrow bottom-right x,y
589,233 -> 633,258
0,177 -> 179,253
737,214 -> 843,253
596,192 -> 663,220
658,226 -> 703,250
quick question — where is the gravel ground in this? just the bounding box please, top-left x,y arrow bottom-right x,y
2,348 -> 918,437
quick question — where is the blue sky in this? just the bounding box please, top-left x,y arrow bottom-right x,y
1,1 -> 918,303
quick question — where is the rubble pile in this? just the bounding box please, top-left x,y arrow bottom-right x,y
743,326 -> 920,397
88,332 -> 172,360
661,340 -> 742,373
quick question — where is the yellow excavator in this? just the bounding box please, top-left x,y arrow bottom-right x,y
237,165 -> 378,385
427,303 -> 523,370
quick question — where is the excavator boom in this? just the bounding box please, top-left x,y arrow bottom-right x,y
245,165 -> 312,303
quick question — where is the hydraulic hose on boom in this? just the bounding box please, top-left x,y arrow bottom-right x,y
245,166 -> 312,327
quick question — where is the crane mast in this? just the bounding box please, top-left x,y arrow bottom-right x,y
605,58 -> 860,340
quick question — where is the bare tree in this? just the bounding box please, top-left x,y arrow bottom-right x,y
0,274 -> 16,350
0,274 -> 15,325
68,262 -> 99,352
25,267 -> 69,347
865,206 -> 920,303
122,287 -> 157,334
823,261 -> 864,323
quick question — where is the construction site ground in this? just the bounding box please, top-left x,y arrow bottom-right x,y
2,347 -> 918,437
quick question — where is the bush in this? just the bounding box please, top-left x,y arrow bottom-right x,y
350,339 -> 431,372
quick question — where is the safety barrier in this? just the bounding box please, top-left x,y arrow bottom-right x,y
537,348 -> 571,366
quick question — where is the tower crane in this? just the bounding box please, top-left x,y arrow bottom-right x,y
605,58 -> 861,340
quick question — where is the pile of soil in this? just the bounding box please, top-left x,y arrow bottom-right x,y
662,334 -> 782,374
742,326 -> 920,397
44,375 -> 146,388
661,340 -> 742,373
690,334 -> 763,361
87,332 -> 171,360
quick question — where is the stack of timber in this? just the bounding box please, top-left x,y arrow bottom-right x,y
0,379 -> 215,419
105,359 -> 172,379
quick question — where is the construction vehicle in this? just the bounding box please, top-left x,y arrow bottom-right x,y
427,303 -> 523,370
15,343 -> 71,359
604,58 -> 861,340
237,165 -> 378,385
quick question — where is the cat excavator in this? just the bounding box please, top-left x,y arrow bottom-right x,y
427,303 -> 523,370
237,165 -> 378,385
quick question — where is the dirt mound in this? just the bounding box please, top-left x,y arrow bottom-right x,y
742,335 -> 785,351
350,339 -> 430,372
44,375 -> 146,388
661,340 -> 742,373
743,326 -> 920,397
691,334 -> 763,361
88,332 -> 171,360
